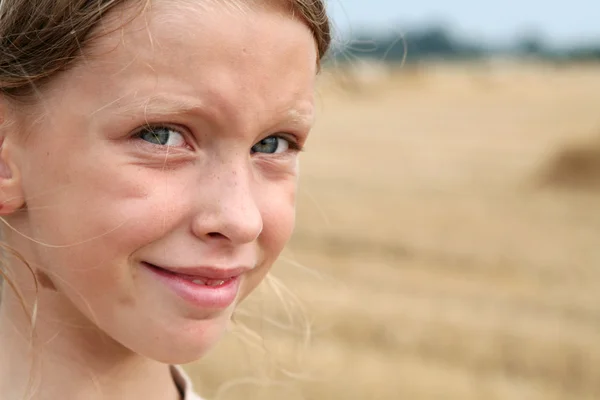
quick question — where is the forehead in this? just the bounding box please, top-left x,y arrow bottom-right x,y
56,0 -> 317,128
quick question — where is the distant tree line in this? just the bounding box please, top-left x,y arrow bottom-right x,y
329,25 -> 600,64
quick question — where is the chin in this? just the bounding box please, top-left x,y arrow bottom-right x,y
135,316 -> 230,365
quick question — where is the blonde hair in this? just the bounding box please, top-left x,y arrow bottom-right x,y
0,0 -> 330,291
0,2 -> 331,395
0,0 -> 330,98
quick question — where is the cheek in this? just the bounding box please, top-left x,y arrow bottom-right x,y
23,164 -> 191,279
260,178 -> 298,252
240,182 -> 297,296
28,192 -> 192,315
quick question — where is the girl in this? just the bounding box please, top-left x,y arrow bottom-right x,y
0,1 -> 330,399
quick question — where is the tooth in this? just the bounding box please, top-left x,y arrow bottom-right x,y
192,279 -> 207,285
208,280 -> 225,287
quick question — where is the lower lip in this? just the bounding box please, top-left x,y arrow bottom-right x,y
142,263 -> 240,309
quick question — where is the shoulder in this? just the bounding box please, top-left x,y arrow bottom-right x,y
170,365 -> 206,400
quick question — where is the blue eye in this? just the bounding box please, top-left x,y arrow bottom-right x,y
251,137 -> 290,154
138,126 -> 186,147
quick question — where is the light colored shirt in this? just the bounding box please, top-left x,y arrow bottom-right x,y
171,365 -> 205,400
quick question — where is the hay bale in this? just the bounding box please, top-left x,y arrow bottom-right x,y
538,135 -> 600,190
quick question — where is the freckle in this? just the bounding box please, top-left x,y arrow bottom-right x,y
35,270 -> 57,291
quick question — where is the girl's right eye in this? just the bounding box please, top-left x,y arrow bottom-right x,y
136,126 -> 187,147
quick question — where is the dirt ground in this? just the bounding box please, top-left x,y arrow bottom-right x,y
186,62 -> 600,400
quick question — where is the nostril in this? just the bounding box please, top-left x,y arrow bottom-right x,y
207,232 -> 225,239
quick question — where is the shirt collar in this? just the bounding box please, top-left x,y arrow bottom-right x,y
170,365 -> 203,400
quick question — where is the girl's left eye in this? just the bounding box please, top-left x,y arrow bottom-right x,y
137,126 -> 186,147
251,136 -> 294,154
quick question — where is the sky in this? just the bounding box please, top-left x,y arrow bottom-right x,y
327,1 -> 600,47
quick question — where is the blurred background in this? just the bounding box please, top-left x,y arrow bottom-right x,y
187,1 -> 600,399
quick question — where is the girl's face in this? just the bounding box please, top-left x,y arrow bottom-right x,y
6,1 -> 317,363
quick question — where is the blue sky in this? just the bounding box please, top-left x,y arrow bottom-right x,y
327,1 -> 600,47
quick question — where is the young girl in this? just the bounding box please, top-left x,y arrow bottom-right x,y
0,1 -> 330,399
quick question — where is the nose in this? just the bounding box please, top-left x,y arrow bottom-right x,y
191,164 -> 263,246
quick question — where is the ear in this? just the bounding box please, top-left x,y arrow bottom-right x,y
0,116 -> 26,216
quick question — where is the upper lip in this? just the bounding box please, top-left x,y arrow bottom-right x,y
144,262 -> 251,279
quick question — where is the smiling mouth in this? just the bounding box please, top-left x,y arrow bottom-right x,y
142,261 -> 244,309
143,262 -> 238,288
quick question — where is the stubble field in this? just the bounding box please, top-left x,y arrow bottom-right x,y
186,62 -> 600,400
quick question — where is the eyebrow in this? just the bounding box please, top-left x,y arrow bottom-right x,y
106,95 -> 210,119
285,107 -> 315,128
97,94 -> 315,129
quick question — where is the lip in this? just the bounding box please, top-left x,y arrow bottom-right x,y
154,265 -> 250,280
142,262 -> 247,309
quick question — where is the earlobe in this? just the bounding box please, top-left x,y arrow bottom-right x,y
0,137 -> 26,216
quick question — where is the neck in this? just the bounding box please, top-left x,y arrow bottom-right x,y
0,287 -> 181,400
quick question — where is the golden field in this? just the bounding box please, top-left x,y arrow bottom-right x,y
186,62 -> 600,400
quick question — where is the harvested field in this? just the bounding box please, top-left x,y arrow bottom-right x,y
186,62 -> 600,400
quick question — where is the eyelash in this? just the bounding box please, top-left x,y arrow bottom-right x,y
271,136 -> 303,152
133,124 -> 303,153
